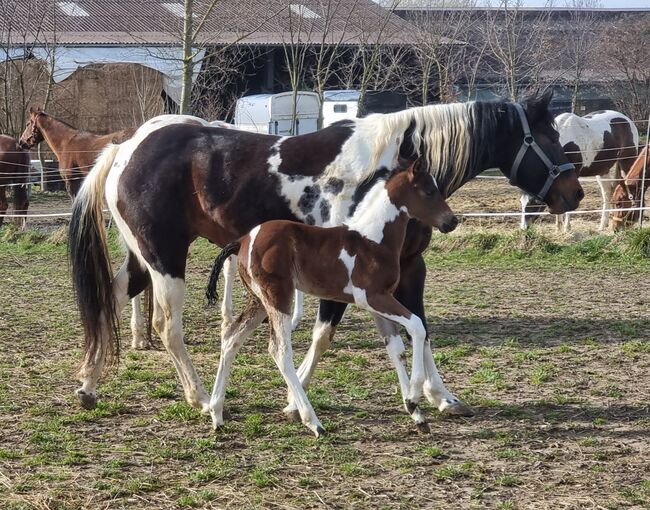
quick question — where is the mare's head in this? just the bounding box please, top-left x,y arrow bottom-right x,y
388,158 -> 458,233
496,91 -> 584,214
19,107 -> 46,149
611,180 -> 644,230
611,147 -> 649,230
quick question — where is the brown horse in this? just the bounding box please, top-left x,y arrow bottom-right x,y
205,159 -> 458,435
19,107 -> 134,198
0,135 -> 31,229
611,145 -> 650,229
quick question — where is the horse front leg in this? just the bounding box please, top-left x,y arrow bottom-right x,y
395,254 -> 475,417
283,300 -> 346,421
373,315 -> 429,431
597,175 -> 612,231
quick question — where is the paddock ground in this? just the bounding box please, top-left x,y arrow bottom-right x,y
1,182 -> 650,509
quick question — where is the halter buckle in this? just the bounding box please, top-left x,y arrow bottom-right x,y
524,135 -> 534,146
549,165 -> 561,178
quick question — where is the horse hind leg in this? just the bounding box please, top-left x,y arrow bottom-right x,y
220,255 -> 237,332
209,293 -> 267,428
149,270 -> 210,413
13,184 -> 29,230
76,254 -> 141,408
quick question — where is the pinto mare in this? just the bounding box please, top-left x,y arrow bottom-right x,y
205,159 -> 458,435
611,145 -> 650,229
68,92 -> 583,428
0,135 -> 30,229
520,110 -> 638,231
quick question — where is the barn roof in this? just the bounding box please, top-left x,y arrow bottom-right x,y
0,0 -> 413,46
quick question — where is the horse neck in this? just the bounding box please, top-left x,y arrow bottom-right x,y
36,116 -> 79,156
345,179 -> 409,252
628,146 -> 650,193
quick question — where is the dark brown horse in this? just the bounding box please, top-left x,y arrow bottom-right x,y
205,159 -> 458,435
0,135 -> 31,229
68,92 -> 583,430
19,107 -> 134,198
611,145 -> 650,229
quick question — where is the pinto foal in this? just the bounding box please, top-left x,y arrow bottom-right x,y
205,159 -> 458,436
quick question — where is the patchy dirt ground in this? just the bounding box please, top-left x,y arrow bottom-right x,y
2,197 -> 650,509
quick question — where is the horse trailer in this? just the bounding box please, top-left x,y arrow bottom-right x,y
234,92 -> 321,135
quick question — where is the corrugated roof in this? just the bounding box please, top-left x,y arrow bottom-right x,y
0,0 -> 413,46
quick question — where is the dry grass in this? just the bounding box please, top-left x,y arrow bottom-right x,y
1,189 -> 650,509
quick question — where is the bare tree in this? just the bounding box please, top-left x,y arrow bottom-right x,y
481,0 -> 555,100
339,0 -> 406,114
0,0 -> 55,137
176,0 -> 283,114
407,2 -> 477,104
598,15 -> 650,122
559,0 -> 603,112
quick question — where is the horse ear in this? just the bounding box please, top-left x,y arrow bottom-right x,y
525,89 -> 553,122
410,157 -> 425,175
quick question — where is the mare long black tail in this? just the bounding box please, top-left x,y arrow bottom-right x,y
68,144 -> 121,368
206,242 -> 241,306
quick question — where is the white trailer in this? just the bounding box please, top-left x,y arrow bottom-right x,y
234,92 -> 321,135
322,90 -> 360,127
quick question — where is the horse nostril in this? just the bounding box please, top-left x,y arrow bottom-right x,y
575,188 -> 585,202
441,215 -> 459,233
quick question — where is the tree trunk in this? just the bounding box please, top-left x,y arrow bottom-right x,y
179,0 -> 194,114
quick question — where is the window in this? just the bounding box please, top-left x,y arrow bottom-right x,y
333,104 -> 348,113
57,2 -> 89,17
289,4 -> 321,19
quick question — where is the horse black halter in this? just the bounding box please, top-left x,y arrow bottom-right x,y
509,103 -> 575,201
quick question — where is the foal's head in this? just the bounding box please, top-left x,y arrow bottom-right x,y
388,159 -> 458,233
19,107 -> 46,149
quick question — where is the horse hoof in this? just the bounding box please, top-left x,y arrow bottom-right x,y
284,409 -> 301,423
315,426 -> 327,437
416,421 -> 431,434
405,400 -> 418,414
441,401 -> 476,418
76,390 -> 97,410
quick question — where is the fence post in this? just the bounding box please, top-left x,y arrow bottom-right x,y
638,114 -> 650,229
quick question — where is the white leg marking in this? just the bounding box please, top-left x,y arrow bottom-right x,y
209,299 -> 266,428
130,295 -> 146,349
597,175 -> 611,231
290,290 -> 304,331
519,194 -> 529,230
284,316 -> 336,415
374,315 -> 428,425
267,309 -> 323,437
221,255 -> 237,329
150,272 -> 210,413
